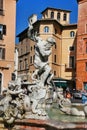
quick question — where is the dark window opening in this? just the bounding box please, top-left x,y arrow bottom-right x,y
54,55 -> 56,63
0,73 -> 2,93
0,47 -> 5,59
69,46 -> 74,51
69,56 -> 74,68
63,13 -> 67,21
85,42 -> 87,53
86,62 -> 87,71
70,31 -> 75,37
51,12 -> 54,19
12,73 -> 16,81
57,12 -> 60,20
44,26 -> 49,33
0,24 -> 6,39
0,0 -> 3,15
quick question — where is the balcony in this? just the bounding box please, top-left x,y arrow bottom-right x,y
65,64 -> 75,70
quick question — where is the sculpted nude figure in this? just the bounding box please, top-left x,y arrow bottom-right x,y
32,36 -> 56,87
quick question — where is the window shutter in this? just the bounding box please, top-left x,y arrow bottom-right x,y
0,0 -> 3,10
3,25 -> 6,35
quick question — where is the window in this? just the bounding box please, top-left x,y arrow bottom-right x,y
0,24 -> 6,39
57,12 -> 60,21
85,42 -> 87,53
54,55 -> 56,63
19,61 -> 22,70
0,48 -> 5,59
85,24 -> 87,33
26,45 -> 28,52
0,73 -> 2,93
31,46 -> 32,51
63,13 -> 67,21
55,28 -> 57,34
25,59 -> 28,69
50,12 -> 54,19
44,26 -> 49,33
84,82 -> 87,90
33,55 -> 35,62
54,44 -> 56,49
54,71 -> 56,76
86,62 -> 87,71
70,31 -> 75,37
69,56 -> 74,68
69,46 -> 74,51
30,56 -> 32,64
11,73 -> 16,81
0,0 -> 3,15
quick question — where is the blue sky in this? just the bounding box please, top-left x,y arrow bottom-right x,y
16,0 -> 78,43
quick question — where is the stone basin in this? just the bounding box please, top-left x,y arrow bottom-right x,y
0,118 -> 87,130
1,105 -> 87,130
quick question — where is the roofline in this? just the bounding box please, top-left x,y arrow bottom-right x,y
17,20 -> 77,37
16,27 -> 28,37
33,19 -> 62,27
77,0 -> 87,3
41,7 -> 71,14
63,23 -> 77,27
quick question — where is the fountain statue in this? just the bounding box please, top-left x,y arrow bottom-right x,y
0,28 -> 56,124
57,87 -> 87,117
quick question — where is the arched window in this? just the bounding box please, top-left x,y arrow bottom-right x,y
70,31 -> 75,37
63,13 -> 67,21
57,12 -> 60,20
44,26 -> 49,33
50,12 -> 54,19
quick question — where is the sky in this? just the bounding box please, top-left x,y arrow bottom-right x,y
16,0 -> 78,43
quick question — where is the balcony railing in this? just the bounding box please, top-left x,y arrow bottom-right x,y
65,64 -> 75,70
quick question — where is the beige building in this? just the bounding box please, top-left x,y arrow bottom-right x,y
0,0 -> 17,93
17,7 -> 77,88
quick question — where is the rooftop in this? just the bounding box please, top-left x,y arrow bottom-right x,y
41,7 -> 71,14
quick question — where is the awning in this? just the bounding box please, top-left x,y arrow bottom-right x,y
52,78 -> 68,88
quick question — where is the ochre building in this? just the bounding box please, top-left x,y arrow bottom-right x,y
17,7 -> 77,88
0,0 -> 17,93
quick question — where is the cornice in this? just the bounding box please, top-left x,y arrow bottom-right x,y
77,0 -> 87,4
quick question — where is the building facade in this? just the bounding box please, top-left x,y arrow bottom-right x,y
0,0 -> 17,93
76,0 -> 87,90
17,7 -> 77,88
